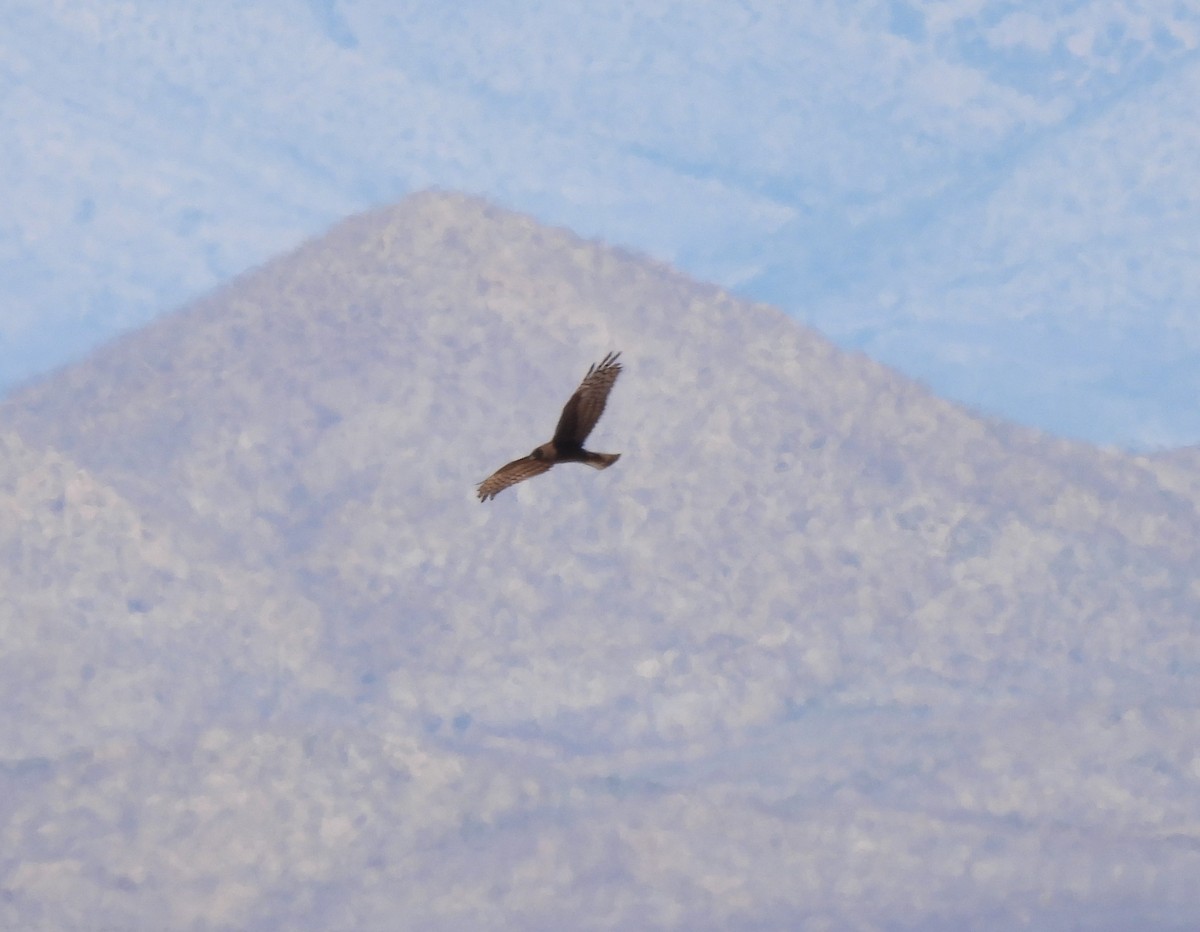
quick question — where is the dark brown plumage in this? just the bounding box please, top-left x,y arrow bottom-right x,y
478,352 -> 623,501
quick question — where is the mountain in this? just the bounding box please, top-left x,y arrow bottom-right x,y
4,2 -> 1200,446
2,192 -> 1200,929
0,430 -> 334,761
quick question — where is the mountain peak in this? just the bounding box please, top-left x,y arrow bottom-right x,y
3,193 -> 1200,927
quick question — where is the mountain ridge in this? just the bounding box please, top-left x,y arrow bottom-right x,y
2,190 -> 1199,928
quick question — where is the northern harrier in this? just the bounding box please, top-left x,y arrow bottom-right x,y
477,352 -> 623,501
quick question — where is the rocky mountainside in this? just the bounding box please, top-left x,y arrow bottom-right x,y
2,192 -> 1199,929
0,430 -> 331,760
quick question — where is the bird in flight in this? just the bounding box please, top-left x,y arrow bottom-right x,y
478,352 -> 623,501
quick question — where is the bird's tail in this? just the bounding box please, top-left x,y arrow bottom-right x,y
584,452 -> 620,470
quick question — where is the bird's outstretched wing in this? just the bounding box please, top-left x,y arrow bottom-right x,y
477,455 -> 552,501
552,351 -> 622,447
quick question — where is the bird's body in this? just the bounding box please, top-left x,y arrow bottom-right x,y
478,352 -> 623,501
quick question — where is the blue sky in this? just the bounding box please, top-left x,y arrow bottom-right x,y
2,0 -> 1199,446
